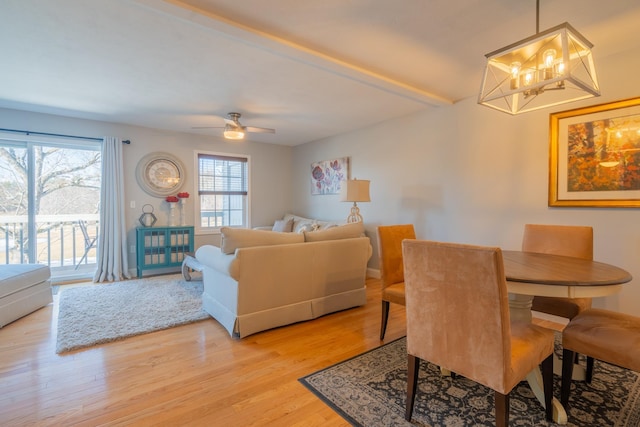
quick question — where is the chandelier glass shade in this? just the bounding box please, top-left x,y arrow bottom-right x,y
478,22 -> 600,115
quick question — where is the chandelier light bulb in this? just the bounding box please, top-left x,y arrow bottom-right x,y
544,49 -> 556,68
543,49 -> 556,80
523,71 -> 534,86
510,62 -> 521,89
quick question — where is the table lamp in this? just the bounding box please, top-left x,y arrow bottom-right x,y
340,178 -> 370,223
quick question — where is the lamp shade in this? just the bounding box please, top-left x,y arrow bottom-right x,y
340,179 -> 371,202
478,22 -> 599,115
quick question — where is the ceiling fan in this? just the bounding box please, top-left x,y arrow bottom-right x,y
193,112 -> 276,140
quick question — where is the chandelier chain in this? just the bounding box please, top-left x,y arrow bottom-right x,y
536,0 -> 540,34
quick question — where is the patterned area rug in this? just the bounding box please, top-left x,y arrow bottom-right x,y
300,337 -> 640,427
56,274 -> 209,353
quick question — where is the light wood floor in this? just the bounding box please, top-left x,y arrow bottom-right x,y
0,278 -> 563,426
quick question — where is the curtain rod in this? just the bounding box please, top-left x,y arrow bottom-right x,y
0,128 -> 131,144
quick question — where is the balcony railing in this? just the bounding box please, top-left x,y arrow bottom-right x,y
0,214 -> 99,272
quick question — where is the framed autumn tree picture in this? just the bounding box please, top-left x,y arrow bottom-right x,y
549,97 -> 640,207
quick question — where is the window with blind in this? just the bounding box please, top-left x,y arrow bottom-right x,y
197,153 -> 249,230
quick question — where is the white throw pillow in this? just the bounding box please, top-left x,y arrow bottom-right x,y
272,218 -> 294,232
220,227 -> 304,254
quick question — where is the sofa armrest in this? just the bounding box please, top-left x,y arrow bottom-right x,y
195,245 -> 239,279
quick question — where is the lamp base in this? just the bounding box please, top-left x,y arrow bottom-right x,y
346,202 -> 363,223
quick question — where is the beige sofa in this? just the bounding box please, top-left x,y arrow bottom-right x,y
195,219 -> 371,338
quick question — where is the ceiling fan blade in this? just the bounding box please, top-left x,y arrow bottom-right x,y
245,126 -> 276,134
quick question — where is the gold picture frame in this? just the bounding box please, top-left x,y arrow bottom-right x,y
549,97 -> 640,207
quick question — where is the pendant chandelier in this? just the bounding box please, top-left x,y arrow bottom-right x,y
478,0 -> 600,115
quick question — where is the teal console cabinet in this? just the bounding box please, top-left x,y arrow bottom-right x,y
136,226 -> 194,278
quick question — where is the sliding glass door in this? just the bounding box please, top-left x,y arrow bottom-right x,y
0,135 -> 101,274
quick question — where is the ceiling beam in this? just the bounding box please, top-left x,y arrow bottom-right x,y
133,0 -> 453,108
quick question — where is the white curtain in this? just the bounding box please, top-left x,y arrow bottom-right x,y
93,136 -> 131,282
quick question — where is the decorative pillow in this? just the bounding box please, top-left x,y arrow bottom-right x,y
303,222 -> 365,242
272,218 -> 294,232
294,221 -> 314,234
220,227 -> 304,254
282,213 -> 341,233
296,221 -> 322,233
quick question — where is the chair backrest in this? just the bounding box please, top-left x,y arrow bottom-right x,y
522,224 -> 593,260
402,239 -> 512,392
377,224 -> 416,290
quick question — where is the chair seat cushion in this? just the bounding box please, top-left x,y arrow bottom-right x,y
509,322 -> 555,392
562,308 -> 640,372
382,282 -> 405,305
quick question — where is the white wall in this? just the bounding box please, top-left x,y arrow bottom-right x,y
291,46 -> 640,316
2,44 -> 638,314
0,108 -> 293,271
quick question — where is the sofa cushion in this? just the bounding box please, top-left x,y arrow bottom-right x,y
220,227 -> 304,254
303,222 -> 365,242
0,264 -> 51,298
272,218 -> 294,232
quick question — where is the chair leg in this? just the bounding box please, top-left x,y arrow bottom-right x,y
542,353 -> 553,422
586,356 -> 594,383
380,300 -> 390,340
561,348 -> 575,407
494,391 -> 509,427
405,354 -> 419,421
74,248 -> 91,270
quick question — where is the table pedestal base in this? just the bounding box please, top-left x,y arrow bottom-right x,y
509,292 -> 568,425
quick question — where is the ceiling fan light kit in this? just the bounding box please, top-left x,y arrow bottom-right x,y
478,0 -> 599,115
223,124 -> 245,140
193,112 -> 275,140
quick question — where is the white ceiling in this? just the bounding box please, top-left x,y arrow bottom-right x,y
1,0 -> 640,146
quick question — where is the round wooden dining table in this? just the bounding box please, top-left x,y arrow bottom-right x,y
501,250 -> 632,425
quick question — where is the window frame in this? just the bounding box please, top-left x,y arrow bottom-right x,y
193,150 -> 251,235
0,132 -> 101,268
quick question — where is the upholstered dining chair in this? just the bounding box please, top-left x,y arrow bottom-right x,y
522,224 -> 594,320
403,240 -> 554,426
561,308 -> 640,408
376,224 -> 416,340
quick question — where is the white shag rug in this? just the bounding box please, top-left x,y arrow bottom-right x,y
56,274 -> 209,353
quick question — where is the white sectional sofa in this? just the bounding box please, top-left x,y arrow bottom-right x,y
196,216 -> 371,338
